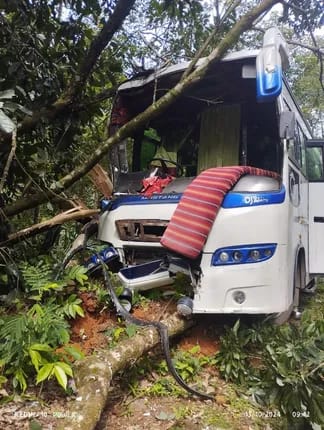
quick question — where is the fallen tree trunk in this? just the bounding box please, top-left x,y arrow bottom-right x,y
58,313 -> 195,430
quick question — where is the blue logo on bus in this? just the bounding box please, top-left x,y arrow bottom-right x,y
222,186 -> 285,208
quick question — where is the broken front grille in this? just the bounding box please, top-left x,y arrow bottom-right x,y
116,219 -> 168,242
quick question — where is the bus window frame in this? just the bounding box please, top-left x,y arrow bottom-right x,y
306,139 -> 324,182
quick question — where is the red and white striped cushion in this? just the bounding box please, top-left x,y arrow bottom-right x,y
160,166 -> 279,259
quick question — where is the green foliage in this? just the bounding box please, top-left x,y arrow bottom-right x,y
278,0 -> 323,35
0,258 -> 90,392
173,345 -> 209,382
105,322 -> 138,347
255,323 -> 324,423
0,0 -> 121,204
214,320 -> 251,384
19,259 -> 63,300
36,361 -> 73,390
61,294 -> 85,318
65,265 -> 88,286
19,259 -> 88,308
141,377 -> 184,398
0,303 -> 72,391
215,317 -> 324,426
20,260 -> 54,290
288,49 -> 324,137
127,344 -> 215,399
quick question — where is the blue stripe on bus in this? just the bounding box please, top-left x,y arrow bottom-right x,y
222,186 -> 285,208
107,193 -> 182,211
102,185 -> 285,212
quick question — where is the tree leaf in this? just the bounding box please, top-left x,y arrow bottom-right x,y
64,345 -> 84,361
36,363 -> 54,384
29,350 -> 42,371
55,361 -> 73,377
0,89 -> 15,100
14,368 -> 27,392
0,109 -> 15,133
276,377 -> 285,387
53,364 -> 68,389
189,344 -> 200,355
74,305 -> 85,318
125,324 -> 136,338
29,343 -> 53,352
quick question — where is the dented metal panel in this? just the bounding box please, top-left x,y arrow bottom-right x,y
116,219 -> 168,242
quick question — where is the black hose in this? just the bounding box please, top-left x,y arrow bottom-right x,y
58,246 -> 214,400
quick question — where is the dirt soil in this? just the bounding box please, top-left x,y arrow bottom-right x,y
0,293 -> 284,430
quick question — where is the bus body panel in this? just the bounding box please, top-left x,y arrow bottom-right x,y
98,199 -> 178,250
203,201 -> 288,253
309,182 -> 324,273
192,194 -> 290,314
194,245 -> 289,313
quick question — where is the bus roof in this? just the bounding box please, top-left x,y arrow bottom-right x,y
118,49 -> 259,92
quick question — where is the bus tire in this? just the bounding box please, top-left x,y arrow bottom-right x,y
273,248 -> 305,325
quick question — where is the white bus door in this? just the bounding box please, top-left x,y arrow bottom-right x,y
307,139 -> 324,274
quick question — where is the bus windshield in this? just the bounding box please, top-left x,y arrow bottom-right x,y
109,57 -> 282,180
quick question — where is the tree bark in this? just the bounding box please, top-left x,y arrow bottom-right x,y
88,164 -> 113,198
3,0 -> 280,218
0,208 -> 98,246
69,0 -> 136,96
57,313 -> 195,430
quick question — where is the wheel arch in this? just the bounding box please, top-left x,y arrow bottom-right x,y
294,245 -> 306,289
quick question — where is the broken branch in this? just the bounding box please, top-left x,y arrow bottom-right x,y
0,208 -> 98,246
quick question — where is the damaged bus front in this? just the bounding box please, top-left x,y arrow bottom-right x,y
95,28 -> 321,323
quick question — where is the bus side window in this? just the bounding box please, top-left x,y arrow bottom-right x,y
287,122 -> 309,174
288,126 -> 301,165
306,146 -> 324,181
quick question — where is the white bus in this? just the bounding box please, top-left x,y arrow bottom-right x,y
97,28 -> 323,323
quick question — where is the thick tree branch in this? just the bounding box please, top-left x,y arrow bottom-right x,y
69,0 -> 136,96
0,208 -> 99,247
3,0 -> 280,218
286,40 -> 324,56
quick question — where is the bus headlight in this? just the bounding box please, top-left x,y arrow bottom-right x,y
233,250 -> 243,262
211,243 -> 277,266
219,251 -> 229,262
250,249 -> 260,261
263,248 -> 273,257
